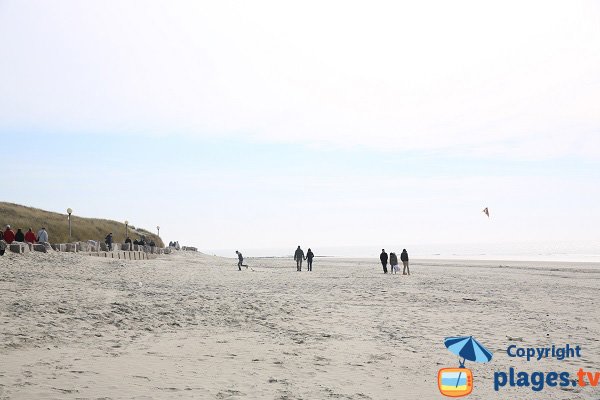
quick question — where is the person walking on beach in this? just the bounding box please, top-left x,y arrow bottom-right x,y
105,233 -> 113,251
380,249 -> 388,274
24,228 -> 36,243
14,228 -> 25,242
37,227 -> 48,243
236,250 -> 248,270
389,252 -> 399,274
306,248 -> 314,271
401,249 -> 410,275
3,226 -> 15,244
294,246 -> 305,271
0,231 -> 5,255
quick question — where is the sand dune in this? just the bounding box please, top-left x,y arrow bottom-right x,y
0,251 -> 598,399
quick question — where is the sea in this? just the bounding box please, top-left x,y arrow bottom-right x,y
207,240 -> 600,263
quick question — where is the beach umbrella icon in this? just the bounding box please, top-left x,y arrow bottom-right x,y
443,336 -> 493,391
444,336 -> 493,367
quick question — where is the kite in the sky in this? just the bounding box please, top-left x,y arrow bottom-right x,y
482,207 -> 489,217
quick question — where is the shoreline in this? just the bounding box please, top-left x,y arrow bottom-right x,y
3,249 -> 600,267
206,250 -> 600,264
220,254 -> 600,268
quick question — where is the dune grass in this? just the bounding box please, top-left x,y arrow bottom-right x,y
0,202 -> 164,247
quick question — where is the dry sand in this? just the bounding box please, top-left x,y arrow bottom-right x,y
0,251 -> 598,399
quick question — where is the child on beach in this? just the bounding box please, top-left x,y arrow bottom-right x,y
389,252 -> 399,274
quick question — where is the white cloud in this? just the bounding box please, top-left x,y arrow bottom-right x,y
0,0 -> 598,158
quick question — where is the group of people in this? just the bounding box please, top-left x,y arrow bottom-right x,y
294,246 -> 315,271
168,241 -> 180,250
0,225 -> 49,255
233,246 -> 316,271
380,249 -> 410,275
104,233 -> 156,251
134,237 -> 155,247
232,247 -> 411,274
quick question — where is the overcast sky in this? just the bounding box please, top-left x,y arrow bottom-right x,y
1,1 -> 598,256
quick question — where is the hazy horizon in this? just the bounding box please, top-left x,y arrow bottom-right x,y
205,239 -> 600,262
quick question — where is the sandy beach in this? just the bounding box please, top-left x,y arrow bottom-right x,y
0,251 -> 598,399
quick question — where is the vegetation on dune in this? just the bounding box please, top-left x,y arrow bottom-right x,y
0,202 -> 164,247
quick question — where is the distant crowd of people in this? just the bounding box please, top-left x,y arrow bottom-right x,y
0,225 -> 49,255
1,225 -> 166,256
380,248 -> 410,275
232,246 -> 411,274
4,223 -> 412,277
103,233 -> 156,251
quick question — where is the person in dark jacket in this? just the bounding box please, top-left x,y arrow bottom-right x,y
3,226 -> 15,244
389,252 -> 399,274
236,250 -> 247,270
24,228 -> 36,243
294,246 -> 304,271
105,233 -> 113,251
305,248 -> 314,271
401,249 -> 410,275
14,228 -> 25,242
380,249 -> 388,274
